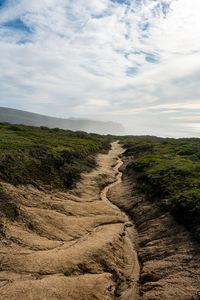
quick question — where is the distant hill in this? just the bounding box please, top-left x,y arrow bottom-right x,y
0,107 -> 125,135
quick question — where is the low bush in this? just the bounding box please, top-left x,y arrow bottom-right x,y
121,136 -> 200,242
0,123 -> 112,190
0,189 -> 19,220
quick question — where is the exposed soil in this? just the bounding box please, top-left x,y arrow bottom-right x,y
0,142 -> 139,300
1,141 -> 200,299
108,158 -> 200,300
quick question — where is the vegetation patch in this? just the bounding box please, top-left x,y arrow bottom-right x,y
0,189 -> 18,220
0,123 -> 112,190
121,136 -> 200,242
64,268 -> 75,277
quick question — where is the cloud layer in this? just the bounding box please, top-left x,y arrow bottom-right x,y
0,0 -> 200,137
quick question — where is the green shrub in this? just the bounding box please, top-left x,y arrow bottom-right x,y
0,123 -> 111,190
121,136 -> 200,242
0,189 -> 19,220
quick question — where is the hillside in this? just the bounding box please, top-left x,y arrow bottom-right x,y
0,107 -> 125,135
0,123 -> 111,190
0,137 -> 138,299
0,128 -> 200,299
121,135 -> 200,242
108,138 -> 200,299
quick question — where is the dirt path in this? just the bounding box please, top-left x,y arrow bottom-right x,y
1,141 -> 199,299
0,141 -> 139,300
108,158 -> 200,300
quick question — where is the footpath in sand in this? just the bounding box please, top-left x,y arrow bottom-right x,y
0,141 -> 139,300
1,141 -> 200,300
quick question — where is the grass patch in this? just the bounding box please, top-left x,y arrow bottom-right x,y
121,136 -> 200,242
0,123 -> 112,190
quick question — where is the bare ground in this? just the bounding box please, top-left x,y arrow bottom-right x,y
0,142 -> 139,300
108,158 -> 200,300
1,141 -> 200,299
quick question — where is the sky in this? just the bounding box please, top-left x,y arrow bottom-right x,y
0,0 -> 200,137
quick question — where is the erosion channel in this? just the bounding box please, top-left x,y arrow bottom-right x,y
1,141 -> 200,299
0,141 -> 138,299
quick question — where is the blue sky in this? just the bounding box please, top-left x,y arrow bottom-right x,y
3,19 -> 31,33
0,0 -> 200,137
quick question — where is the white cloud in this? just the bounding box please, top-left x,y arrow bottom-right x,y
160,110 -> 181,114
0,0 -> 200,136
170,116 -> 200,121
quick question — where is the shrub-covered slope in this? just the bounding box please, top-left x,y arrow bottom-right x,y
121,136 -> 200,241
0,123 -> 111,189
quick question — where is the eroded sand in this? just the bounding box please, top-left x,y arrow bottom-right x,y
0,142 -> 139,300
108,159 -> 200,300
1,141 -> 200,299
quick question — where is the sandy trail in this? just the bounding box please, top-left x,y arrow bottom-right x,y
108,157 -> 200,300
101,153 -> 124,212
2,140 -> 199,299
0,141 -> 139,299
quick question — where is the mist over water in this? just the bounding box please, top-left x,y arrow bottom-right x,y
0,107 -> 125,136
